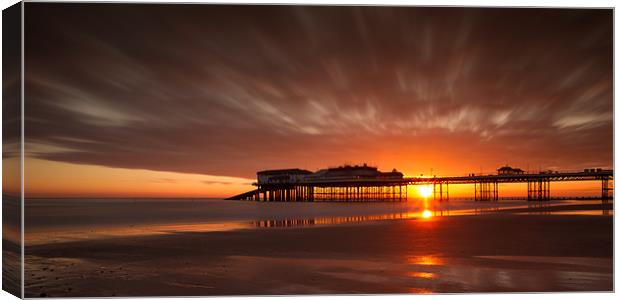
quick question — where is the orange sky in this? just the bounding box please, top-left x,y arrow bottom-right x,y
18,157 -> 253,198
6,156 -> 608,199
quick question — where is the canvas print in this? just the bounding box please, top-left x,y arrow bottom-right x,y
2,2 -> 614,297
2,2 -> 22,298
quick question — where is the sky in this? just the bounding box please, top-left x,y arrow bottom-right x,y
11,4 -> 613,197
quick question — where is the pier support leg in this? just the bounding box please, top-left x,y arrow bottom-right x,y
527,180 -> 550,201
439,183 -> 443,202
474,181 -> 478,201
602,177 -> 612,200
405,185 -> 408,202
474,181 -> 498,201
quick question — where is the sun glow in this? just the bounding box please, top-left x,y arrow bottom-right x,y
418,185 -> 433,198
422,209 -> 433,219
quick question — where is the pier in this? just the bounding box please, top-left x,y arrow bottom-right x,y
226,165 -> 613,202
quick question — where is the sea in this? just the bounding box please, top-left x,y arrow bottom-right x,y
23,198 -> 610,245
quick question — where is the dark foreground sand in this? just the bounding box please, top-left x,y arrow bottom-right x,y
3,195 -> 21,297
24,202 -> 613,297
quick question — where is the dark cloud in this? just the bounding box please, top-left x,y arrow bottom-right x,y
23,4 -> 613,178
3,2 -> 21,159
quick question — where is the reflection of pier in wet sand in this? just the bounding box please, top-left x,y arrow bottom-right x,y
250,200 -> 613,228
227,165 -> 613,202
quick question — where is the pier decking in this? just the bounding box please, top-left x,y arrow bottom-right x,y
226,166 -> 613,202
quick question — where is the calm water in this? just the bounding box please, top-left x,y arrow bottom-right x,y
24,198 -> 611,245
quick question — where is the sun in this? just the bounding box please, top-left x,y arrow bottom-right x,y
418,185 -> 433,198
422,209 -> 433,219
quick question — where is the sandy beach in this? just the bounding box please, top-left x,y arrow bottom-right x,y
3,195 -> 21,297
23,199 -> 612,297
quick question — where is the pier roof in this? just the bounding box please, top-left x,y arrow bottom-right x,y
257,169 -> 313,175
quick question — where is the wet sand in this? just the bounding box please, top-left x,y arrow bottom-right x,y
3,195 -> 21,297
24,202 -> 613,297
3,240 -> 21,297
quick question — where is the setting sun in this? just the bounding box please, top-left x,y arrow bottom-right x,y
418,185 -> 433,198
422,209 -> 433,219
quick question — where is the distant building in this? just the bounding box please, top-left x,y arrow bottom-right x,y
256,164 -> 403,185
497,165 -> 525,175
539,170 -> 558,174
257,169 -> 313,185
306,164 -> 403,181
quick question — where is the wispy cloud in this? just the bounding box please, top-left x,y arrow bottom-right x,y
202,180 -> 233,185
22,5 -> 613,177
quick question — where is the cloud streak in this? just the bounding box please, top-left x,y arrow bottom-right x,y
22,5 -> 613,178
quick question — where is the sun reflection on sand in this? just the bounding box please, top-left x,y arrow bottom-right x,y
408,287 -> 434,294
407,271 -> 436,279
407,255 -> 444,266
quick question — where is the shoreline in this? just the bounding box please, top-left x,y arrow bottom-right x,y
22,200 -> 612,246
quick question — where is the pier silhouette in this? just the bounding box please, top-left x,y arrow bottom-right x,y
227,165 -> 613,202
